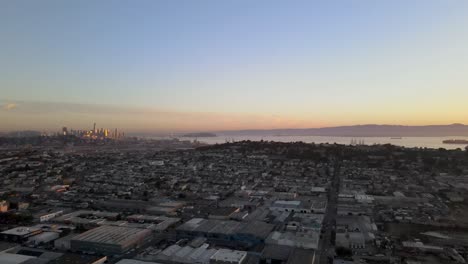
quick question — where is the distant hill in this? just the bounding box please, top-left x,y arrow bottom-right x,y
216,124 -> 468,137
181,132 -> 217,137
1,130 -> 42,138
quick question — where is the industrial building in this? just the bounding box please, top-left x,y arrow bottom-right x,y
265,212 -> 323,250
27,231 -> 59,246
53,210 -> 120,228
0,247 -> 106,264
153,244 -> 218,263
52,210 -> 180,233
265,230 -> 320,250
176,218 -> 274,248
34,208 -> 66,222
116,260 -> 162,264
335,215 -> 377,252
210,249 -> 247,264
70,226 -> 152,255
126,214 -> 181,232
54,233 -> 79,251
148,243 -> 248,264
46,253 -> 107,264
1,226 -> 42,242
0,252 -> 37,264
269,199 -> 327,214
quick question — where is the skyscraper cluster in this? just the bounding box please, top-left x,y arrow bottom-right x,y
61,123 -> 124,140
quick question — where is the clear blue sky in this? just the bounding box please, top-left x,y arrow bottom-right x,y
1,1 -> 468,132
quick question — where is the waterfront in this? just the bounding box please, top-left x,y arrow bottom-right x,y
180,135 -> 468,150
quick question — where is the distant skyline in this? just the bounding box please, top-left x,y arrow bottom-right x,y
2,1 -> 468,132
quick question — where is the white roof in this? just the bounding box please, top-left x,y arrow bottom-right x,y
402,241 -> 443,251
271,200 -> 301,209
210,249 -> 247,263
71,225 -> 151,246
266,231 -> 319,249
311,187 -> 326,192
1,227 -> 41,236
421,231 -> 451,239
275,200 -> 300,206
355,194 -> 374,201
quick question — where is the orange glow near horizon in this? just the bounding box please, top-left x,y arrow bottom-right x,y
1,100 -> 467,133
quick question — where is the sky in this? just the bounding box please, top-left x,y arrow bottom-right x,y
1,0 -> 468,133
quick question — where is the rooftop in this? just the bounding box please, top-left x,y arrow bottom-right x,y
1,227 -> 41,236
71,225 -> 151,246
266,230 -> 319,250
45,253 -> 107,264
210,248 -> 247,263
272,201 -> 301,208
116,260 -> 162,264
176,218 -> 274,239
0,253 -> 36,264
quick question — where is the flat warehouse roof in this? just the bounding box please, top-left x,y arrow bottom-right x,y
0,253 -> 36,264
72,226 -> 150,246
1,227 -> 41,236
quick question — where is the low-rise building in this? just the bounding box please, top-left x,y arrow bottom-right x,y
176,218 -> 274,248
70,226 -> 152,255
1,227 -> 42,242
270,200 -> 327,214
210,248 -> 247,264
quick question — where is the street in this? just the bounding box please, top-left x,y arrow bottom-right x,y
316,163 -> 340,264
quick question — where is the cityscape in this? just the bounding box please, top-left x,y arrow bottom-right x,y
2,1 -> 468,264
61,123 -> 124,140
1,137 -> 468,264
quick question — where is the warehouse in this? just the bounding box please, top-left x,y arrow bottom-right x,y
1,226 -> 42,242
270,199 -> 327,214
176,218 -> 274,248
54,233 -> 78,250
0,252 -> 36,264
210,249 -> 247,264
150,243 -> 249,264
116,260 -> 162,264
27,231 -> 59,246
70,226 -> 152,255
